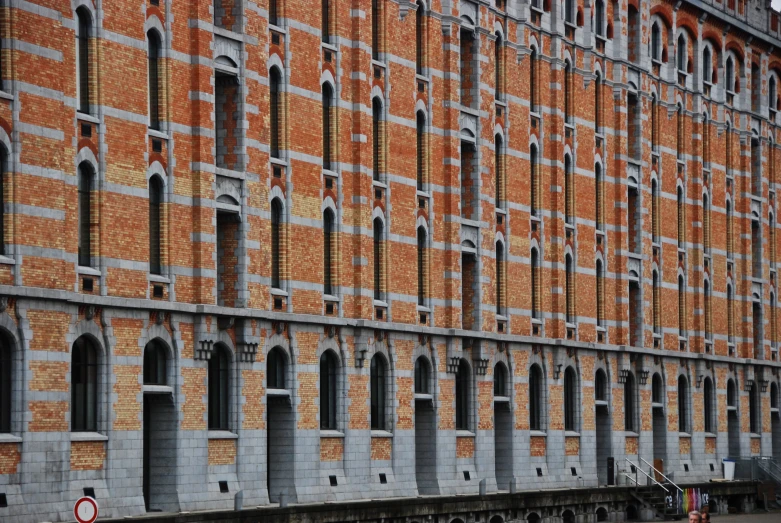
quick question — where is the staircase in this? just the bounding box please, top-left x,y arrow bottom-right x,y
754,457 -> 781,508
623,458 -> 684,521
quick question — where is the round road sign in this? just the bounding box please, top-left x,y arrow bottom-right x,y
74,496 -> 99,523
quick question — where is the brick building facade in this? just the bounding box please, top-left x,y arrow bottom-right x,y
1,0 -> 781,520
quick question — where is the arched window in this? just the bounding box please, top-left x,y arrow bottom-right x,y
417,226 -> 427,306
494,362 -> 508,397
595,163 -> 603,230
149,176 -> 163,275
750,381 -> 760,433
595,369 -> 607,402
770,76 -> 778,117
417,111 -> 426,190
702,46 -> 712,87
530,144 -> 539,216
495,34 -> 503,100
455,359 -> 470,430
76,8 -> 92,114
372,98 -> 383,181
677,34 -> 687,72
148,30 -> 161,130
322,83 -> 334,171
270,67 -> 282,159
678,275 -> 686,337
727,200 -> 734,258
208,345 -> 230,430
704,278 -> 712,341
373,217 -> 383,300
704,377 -> 714,433
414,356 -> 430,394
495,134 -> 503,207
677,187 -> 684,248
323,209 -> 335,296
651,23 -> 661,61
0,336 -> 11,432
624,372 -> 636,431
752,62 -> 761,113
565,254 -> 574,323
727,379 -> 737,408
596,259 -> 604,328
728,283 -> 735,343
652,270 -> 660,334
565,155 -> 574,224
72,336 -> 98,432
320,351 -> 338,429
651,94 -> 659,151
678,375 -> 689,433
370,354 -> 387,430
78,163 -> 93,268
594,0 -> 605,37
726,57 -> 736,94
271,198 -> 283,290
143,340 -> 166,385
267,347 -> 286,389
529,364 -> 543,430
322,0 -> 330,43
564,367 -> 577,431
415,1 -> 425,74
771,382 -> 778,410
652,373 -> 663,404
651,179 -> 659,243
677,105 -> 684,159
496,241 -> 505,317
531,248 -> 541,319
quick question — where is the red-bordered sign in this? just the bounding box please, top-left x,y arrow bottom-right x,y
74,496 -> 99,523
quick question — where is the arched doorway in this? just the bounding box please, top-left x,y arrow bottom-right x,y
267,346 -> 296,503
414,355 -> 438,494
595,368 -> 612,485
493,362 -> 512,490
651,373 -> 667,478
142,338 -> 178,512
727,379 -> 740,458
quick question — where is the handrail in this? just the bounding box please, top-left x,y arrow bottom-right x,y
625,458 -> 669,493
640,457 -> 683,493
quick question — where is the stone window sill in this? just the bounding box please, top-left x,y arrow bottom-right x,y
0,434 -> 22,443
142,384 -> 173,395
0,255 -> 15,265
208,430 -> 238,440
71,432 -> 108,442
77,266 -> 101,277
456,430 -> 475,438
77,112 -> 100,124
148,274 -> 170,284
371,430 -> 393,438
320,430 -> 344,438
530,430 -> 547,437
565,431 -> 580,437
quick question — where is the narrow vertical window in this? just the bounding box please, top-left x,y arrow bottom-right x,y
703,114 -> 711,167
0,338 -> 9,433
495,35 -> 503,100
565,254 -> 575,323
371,0 -> 382,61
564,61 -> 572,124
624,373 -> 635,431
373,217 -> 383,300
752,63 -> 761,113
459,29 -> 476,109
595,0 -> 605,37
752,138 -> 762,197
496,242 -> 504,317
271,199 -> 282,290
772,212 -> 778,267
678,275 -> 686,337
772,292 -> 778,353
652,270 -> 660,334
323,209 -> 334,296
372,98 -> 383,181
455,359 -> 470,430
702,46 -> 712,87
530,48 -> 538,113
417,226 -> 426,306
651,23 -> 661,61
651,94 -> 658,151
565,0 -> 574,24
414,357 -> 429,394
727,200 -> 734,259
415,1 -> 425,74
703,378 -> 714,433
0,148 -> 6,256
531,145 -> 539,217
596,259 -> 604,328
628,6 -> 640,64
320,351 -> 338,429
753,219 -> 762,280
565,155 -> 574,225
564,367 -> 576,431
677,106 -> 684,159
770,76 -> 778,118
143,341 -> 166,386
678,376 -> 689,432
370,354 -> 387,430
494,363 -> 507,397
270,68 -> 282,159
595,163 -> 603,231
595,72 -> 602,133
703,194 -> 711,255
417,112 -> 426,190
71,337 -> 98,432
322,84 -> 333,171
531,248 -> 541,319
651,179 -> 660,244
677,187 -> 685,249
677,34 -> 687,72
322,0 -> 330,43
269,0 -> 278,26
76,8 -> 91,114
267,348 -> 286,389
495,134 -> 503,208
726,57 -> 735,94
704,279 -> 712,341
208,345 -> 230,430
148,31 -> 161,130
78,164 -> 92,268
529,364 -> 543,430
727,283 -> 735,343
149,176 -> 162,275
628,93 -> 641,161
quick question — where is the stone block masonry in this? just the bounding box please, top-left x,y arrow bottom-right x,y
0,0 -> 780,521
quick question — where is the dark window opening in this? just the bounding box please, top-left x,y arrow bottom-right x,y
143,340 -> 166,386
149,176 -> 163,275
78,164 -> 93,268
370,354 -> 387,430
564,367 -> 577,431
529,364 -> 543,430
72,336 -> 98,432
208,345 -> 230,430
267,347 -> 286,389
414,356 -> 430,394
320,351 -> 338,430
455,359 -> 470,430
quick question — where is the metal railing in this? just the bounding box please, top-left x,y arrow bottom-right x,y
623,457 -> 683,517
640,457 -> 684,495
